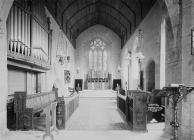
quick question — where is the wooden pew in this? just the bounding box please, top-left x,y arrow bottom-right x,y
56,93 -> 79,129
117,93 -> 127,115
7,95 -> 15,130
117,90 -> 150,131
126,90 -> 149,131
64,94 -> 79,122
14,90 -> 58,133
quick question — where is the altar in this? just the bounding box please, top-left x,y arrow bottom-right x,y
86,71 -> 111,90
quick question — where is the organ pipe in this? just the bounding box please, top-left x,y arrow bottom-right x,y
17,7 -> 21,53
10,7 -> 14,52
25,12 -> 28,55
7,2 -> 50,63
27,14 -> 31,56
14,5 -> 18,52
7,8 -> 11,51
21,10 -> 25,54
32,19 -> 35,48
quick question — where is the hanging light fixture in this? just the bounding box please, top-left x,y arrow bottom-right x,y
56,30 -> 66,65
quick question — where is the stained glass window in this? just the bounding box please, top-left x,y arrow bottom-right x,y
103,50 -> 107,71
94,50 -> 97,70
89,38 -> 107,72
89,50 -> 93,69
98,50 -> 102,71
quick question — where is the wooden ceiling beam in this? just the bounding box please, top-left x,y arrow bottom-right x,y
138,0 -> 143,18
64,1 -> 132,34
61,0 -> 79,15
73,18 -> 98,38
71,14 -> 125,39
120,0 -> 137,27
69,10 -> 128,36
54,0 -> 59,17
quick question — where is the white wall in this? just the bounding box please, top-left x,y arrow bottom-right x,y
45,8 -> 75,96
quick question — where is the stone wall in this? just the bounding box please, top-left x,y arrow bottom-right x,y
179,0 -> 194,139
121,2 -> 164,90
75,25 -> 121,88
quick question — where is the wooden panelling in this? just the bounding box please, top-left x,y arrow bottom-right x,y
56,94 -> 79,129
14,90 -> 58,130
8,68 -> 27,95
126,90 -> 148,131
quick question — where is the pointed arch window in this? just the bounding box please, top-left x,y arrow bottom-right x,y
89,50 -> 93,69
94,50 -> 97,71
103,50 -> 107,71
98,51 -> 102,71
88,38 -> 107,72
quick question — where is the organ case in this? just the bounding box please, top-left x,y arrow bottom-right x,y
6,0 -> 52,69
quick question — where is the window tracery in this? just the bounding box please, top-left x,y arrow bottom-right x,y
88,38 -> 107,72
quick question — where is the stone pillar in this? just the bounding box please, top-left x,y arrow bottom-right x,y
0,20 -> 8,133
0,0 -> 13,133
163,0 -> 183,139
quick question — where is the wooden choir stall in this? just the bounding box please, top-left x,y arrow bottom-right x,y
117,90 -> 149,131
56,88 -> 79,129
7,88 -> 80,131
7,89 -> 59,140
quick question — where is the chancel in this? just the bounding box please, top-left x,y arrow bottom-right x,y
86,38 -> 112,90
1,0 -> 194,140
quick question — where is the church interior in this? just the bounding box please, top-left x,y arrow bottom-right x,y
1,0 -> 194,140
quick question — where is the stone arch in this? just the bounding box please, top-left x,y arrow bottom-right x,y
159,0 -> 181,49
146,59 -> 155,92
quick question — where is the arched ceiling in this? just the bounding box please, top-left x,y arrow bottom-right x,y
45,0 -> 156,47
